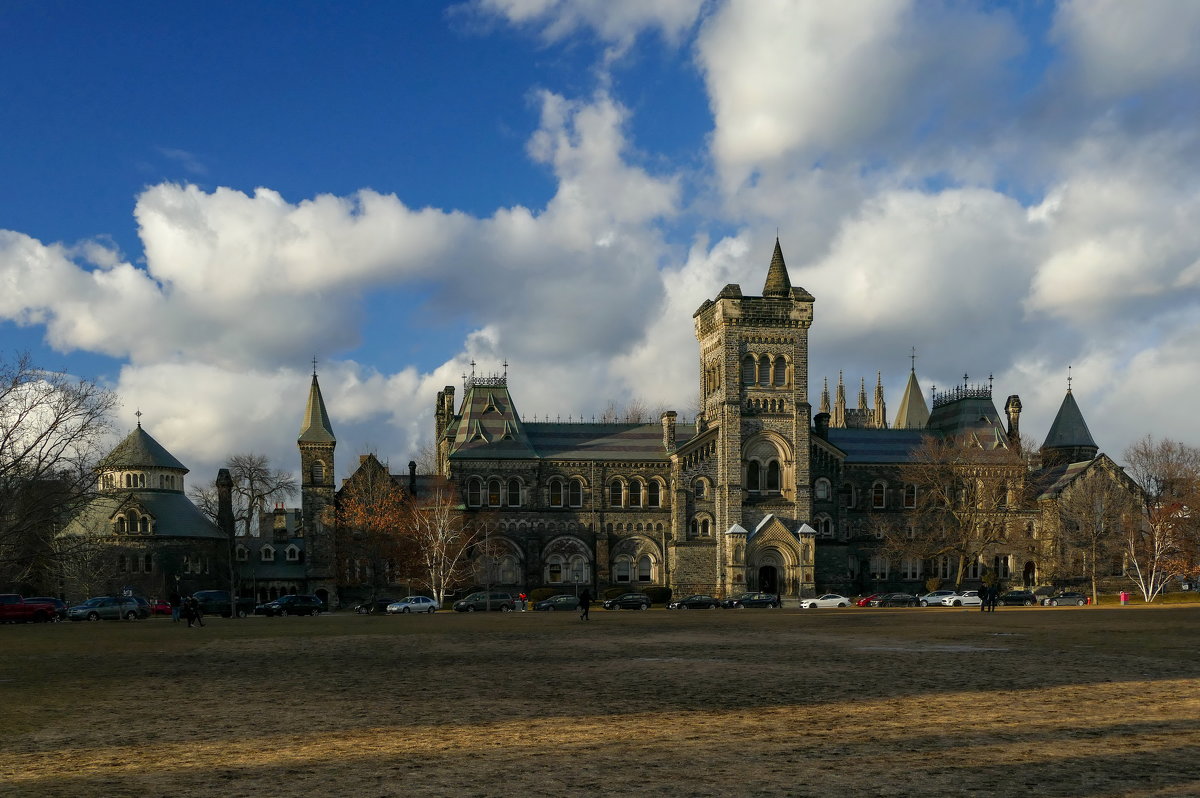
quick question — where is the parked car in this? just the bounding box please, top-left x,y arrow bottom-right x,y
918,590 -> 957,607
19,596 -> 67,621
1044,592 -> 1088,606
602,592 -> 652,610
996,590 -> 1039,606
192,589 -> 255,618
145,598 -> 172,616
799,594 -> 850,609
856,593 -> 884,607
256,594 -> 325,617
452,592 -> 515,612
941,590 -> 983,607
354,598 -> 395,614
532,594 -> 580,612
668,594 -> 721,610
721,592 -> 780,609
873,592 -> 919,607
67,596 -> 149,621
386,596 -> 438,614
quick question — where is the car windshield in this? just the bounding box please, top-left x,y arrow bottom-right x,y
77,598 -> 103,607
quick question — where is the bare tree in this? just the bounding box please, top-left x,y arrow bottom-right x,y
0,353 -> 117,589
403,478 -> 480,606
1055,464 -> 1140,604
1120,436 -> 1200,602
888,433 -> 1029,589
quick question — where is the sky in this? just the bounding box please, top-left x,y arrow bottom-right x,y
2,0 -> 1199,487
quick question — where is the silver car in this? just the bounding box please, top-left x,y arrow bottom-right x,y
918,590 -> 957,607
67,596 -> 149,621
386,596 -> 438,614
941,590 -> 983,607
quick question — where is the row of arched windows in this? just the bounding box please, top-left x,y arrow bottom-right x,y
113,510 -> 152,535
742,354 -> 791,387
117,552 -> 154,572
607,477 -> 664,509
465,475 -> 670,510
814,478 -> 918,510
236,544 -> 301,563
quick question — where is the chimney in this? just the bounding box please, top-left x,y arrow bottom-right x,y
1005,394 -> 1022,449
814,412 -> 830,440
408,460 -> 417,494
661,411 -> 677,452
273,503 -> 288,543
216,469 -> 234,538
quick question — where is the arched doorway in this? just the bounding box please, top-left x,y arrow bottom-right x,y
758,565 -> 779,594
1022,561 -> 1036,587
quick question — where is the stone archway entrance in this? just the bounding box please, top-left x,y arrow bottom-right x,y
758,565 -> 779,594
1022,561 -> 1036,587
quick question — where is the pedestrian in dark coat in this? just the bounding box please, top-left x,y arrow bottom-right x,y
185,596 -> 204,628
169,591 -> 182,623
578,589 -> 591,621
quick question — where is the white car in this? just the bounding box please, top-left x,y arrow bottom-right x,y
918,590 -> 957,607
386,596 -> 439,614
940,590 -> 983,607
798,594 -> 850,609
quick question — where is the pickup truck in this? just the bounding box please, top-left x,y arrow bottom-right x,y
0,594 -> 59,623
191,589 -> 256,618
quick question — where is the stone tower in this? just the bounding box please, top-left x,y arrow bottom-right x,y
692,238 -> 815,537
298,369 -> 337,603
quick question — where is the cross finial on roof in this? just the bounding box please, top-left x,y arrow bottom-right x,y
1067,365 -> 1073,393
989,374 -> 994,391
135,409 -> 142,428
963,373 -> 969,386
503,359 -> 508,378
910,347 -> 916,373
312,356 -> 317,377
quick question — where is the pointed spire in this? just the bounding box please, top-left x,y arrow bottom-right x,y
857,377 -> 868,411
762,237 -> 792,297
833,371 -> 846,428
1041,388 -> 1097,462
299,372 -> 336,444
819,377 -> 830,415
873,371 -> 888,429
894,369 -> 930,430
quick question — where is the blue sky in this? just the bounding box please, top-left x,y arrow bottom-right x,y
2,0 -> 1199,484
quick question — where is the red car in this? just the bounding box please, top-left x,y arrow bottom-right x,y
148,599 -> 172,616
856,593 -> 884,607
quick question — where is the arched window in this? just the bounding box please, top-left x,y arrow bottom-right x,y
869,555 -> 889,580
701,518 -> 711,537
116,517 -> 127,534
742,355 -> 756,385
124,473 -> 133,488
614,558 -> 631,582
693,478 -> 707,499
904,484 -> 917,508
467,478 -> 482,508
260,545 -> 275,562
236,545 -> 248,562
143,553 -> 153,572
487,479 -> 501,507
872,482 -> 887,509
628,480 -> 642,508
138,473 -> 146,487
608,481 -> 623,508
638,555 -> 653,582
286,545 -> 301,562
567,555 -> 589,583
766,461 -> 781,492
815,478 -> 831,501
312,461 -> 325,484
647,481 -> 661,508
547,556 -> 563,583
549,480 -> 564,508
773,356 -> 787,387
689,518 -> 698,538
757,354 -> 770,386
747,462 -> 761,492
569,478 -> 584,507
138,516 -> 150,534
816,515 -> 833,537
506,478 -> 521,507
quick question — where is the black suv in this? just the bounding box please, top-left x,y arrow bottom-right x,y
996,590 -> 1039,606
256,594 -> 325,617
602,592 -> 652,610
452,592 -> 515,612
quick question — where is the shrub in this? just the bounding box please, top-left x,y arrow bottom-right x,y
643,586 -> 673,604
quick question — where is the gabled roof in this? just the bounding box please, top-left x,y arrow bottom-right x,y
1042,390 -> 1097,452
99,426 -> 187,472
299,374 -> 336,444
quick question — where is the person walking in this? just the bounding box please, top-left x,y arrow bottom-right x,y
980,585 -> 989,612
578,588 -> 591,621
185,596 -> 205,628
169,590 -> 182,623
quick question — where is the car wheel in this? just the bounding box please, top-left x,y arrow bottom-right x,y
639,604 -> 649,610
679,604 -> 688,610
401,607 -> 411,614
124,611 -> 137,621
952,600 -> 962,607
86,611 -> 100,621
1051,600 -> 1059,606
501,605 -> 512,612
428,607 -> 436,614
1023,600 -> 1033,606
310,608 -> 320,616
837,603 -> 847,608
1076,599 -> 1085,606
920,601 -> 929,607
466,606 -> 476,612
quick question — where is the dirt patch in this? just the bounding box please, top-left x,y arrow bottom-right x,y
1,606 -> 1198,796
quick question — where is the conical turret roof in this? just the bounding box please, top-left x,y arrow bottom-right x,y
893,370 -> 930,429
99,425 -> 188,472
1042,390 -> 1097,454
299,373 -> 336,444
762,238 -> 792,297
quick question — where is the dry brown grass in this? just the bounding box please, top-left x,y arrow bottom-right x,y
2,605 -> 1199,797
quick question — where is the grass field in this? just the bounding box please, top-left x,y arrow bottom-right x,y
2,605 -> 1199,798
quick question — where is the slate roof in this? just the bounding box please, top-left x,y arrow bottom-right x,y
1042,390 -> 1098,451
1033,460 -> 1094,501
66,490 -> 226,540
926,394 -> 1007,441
893,370 -> 930,429
99,426 -> 187,471
825,428 -> 928,464
299,374 -> 336,444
